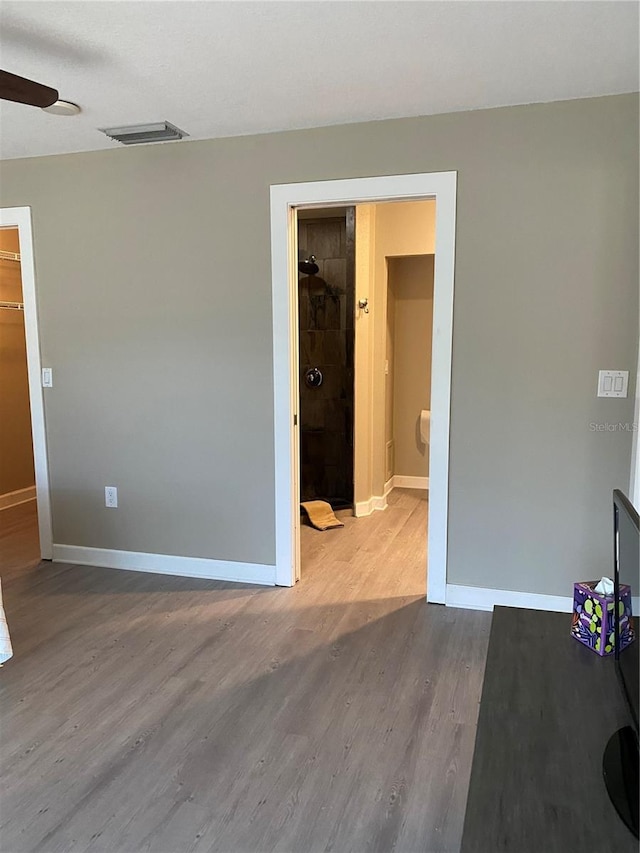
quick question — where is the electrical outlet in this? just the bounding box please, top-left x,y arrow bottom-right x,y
105,486 -> 118,508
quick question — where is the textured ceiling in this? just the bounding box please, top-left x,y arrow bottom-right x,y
0,0 -> 638,160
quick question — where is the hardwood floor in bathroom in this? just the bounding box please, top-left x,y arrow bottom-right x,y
0,492 -> 491,853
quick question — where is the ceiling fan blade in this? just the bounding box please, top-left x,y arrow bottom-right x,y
0,70 -> 58,108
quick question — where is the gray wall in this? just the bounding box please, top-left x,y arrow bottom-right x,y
0,94 -> 637,594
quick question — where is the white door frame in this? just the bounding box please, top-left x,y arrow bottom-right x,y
632,342 -> 640,509
1,206 -> 53,559
270,172 -> 457,600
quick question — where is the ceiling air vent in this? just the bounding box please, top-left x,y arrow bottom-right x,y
99,121 -> 188,145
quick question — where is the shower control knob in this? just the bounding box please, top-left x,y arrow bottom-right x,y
304,367 -> 323,388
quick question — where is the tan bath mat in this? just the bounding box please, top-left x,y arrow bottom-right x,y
300,500 -> 345,531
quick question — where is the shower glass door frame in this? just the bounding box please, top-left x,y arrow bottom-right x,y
270,172 -> 457,602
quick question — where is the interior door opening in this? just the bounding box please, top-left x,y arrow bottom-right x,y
270,171 -> 457,600
0,227 -> 41,571
295,199 -> 437,594
0,208 -> 53,569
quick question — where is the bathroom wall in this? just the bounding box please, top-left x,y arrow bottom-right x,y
354,201 -> 436,507
388,255 -> 434,480
373,202 -> 435,496
385,270 -> 396,482
354,205 -> 375,506
297,213 -> 354,507
0,228 -> 36,497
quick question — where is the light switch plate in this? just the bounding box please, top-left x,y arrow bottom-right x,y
41,367 -> 53,388
597,370 -> 628,398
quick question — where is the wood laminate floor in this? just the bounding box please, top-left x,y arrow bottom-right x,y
1,493 -> 491,853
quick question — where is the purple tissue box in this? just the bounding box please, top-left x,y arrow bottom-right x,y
571,581 -> 634,656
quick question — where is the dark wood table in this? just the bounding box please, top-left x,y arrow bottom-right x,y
461,606 -> 636,852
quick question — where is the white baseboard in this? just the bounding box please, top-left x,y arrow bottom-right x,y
354,493 -> 389,517
392,475 -> 429,490
353,502 -> 370,518
354,475 -> 427,517
445,584 -> 640,615
0,485 -> 37,510
445,584 -> 573,613
372,494 -> 388,512
52,544 -> 276,586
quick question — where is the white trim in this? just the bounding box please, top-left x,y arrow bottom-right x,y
445,583 -> 640,615
0,208 -> 53,559
355,478 -> 393,516
354,494 -> 389,517
353,501 -> 370,518
270,172 -> 456,599
373,494 -> 388,512
52,545 -> 276,586
392,475 -> 429,490
446,584 -> 573,613
631,347 -> 640,510
0,486 -> 36,510
354,500 -> 374,518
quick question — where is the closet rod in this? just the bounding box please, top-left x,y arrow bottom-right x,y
0,250 -> 21,262
0,301 -> 24,311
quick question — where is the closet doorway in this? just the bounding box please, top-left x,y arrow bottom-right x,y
0,208 -> 52,569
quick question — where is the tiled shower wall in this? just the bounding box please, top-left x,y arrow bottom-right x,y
298,212 -> 355,508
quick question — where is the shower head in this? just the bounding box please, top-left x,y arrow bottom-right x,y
299,255 -> 319,276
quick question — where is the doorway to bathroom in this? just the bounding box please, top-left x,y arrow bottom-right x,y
297,200 -> 435,595
295,200 -> 435,592
270,171 -> 457,602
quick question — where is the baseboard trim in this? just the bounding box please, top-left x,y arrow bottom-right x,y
392,475 -> 429,490
445,584 -> 573,613
52,544 -> 276,586
0,485 -> 37,511
372,494 -> 388,512
446,584 -> 640,614
354,475 -> 427,517
354,493 -> 388,517
354,500 -> 372,517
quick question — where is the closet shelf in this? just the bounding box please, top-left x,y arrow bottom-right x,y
0,301 -> 24,311
0,250 -> 21,262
